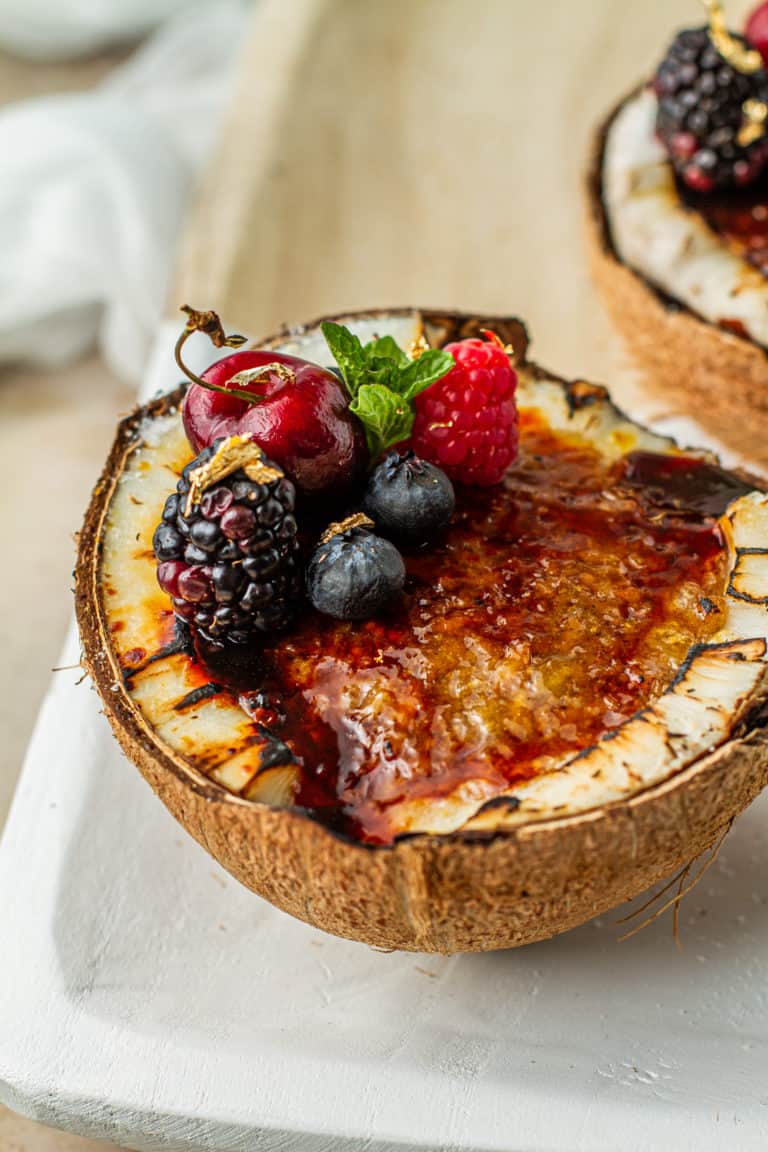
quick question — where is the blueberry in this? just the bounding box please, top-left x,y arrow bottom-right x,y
361,451 -> 455,546
307,518 -> 405,621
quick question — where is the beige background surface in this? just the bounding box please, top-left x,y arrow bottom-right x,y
0,1 -> 755,1148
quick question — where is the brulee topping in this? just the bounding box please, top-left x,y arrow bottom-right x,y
192,413 -> 733,844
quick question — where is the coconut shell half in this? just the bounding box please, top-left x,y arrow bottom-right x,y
75,308 -> 768,953
586,91 -> 768,466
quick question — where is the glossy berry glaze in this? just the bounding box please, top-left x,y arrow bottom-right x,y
194,412 -> 737,845
681,173 -> 768,281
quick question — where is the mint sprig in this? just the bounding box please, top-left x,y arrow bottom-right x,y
322,321 -> 453,458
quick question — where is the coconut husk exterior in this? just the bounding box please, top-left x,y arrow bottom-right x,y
586,95 -> 768,467
74,311 -> 768,953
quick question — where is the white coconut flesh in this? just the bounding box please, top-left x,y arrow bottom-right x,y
94,309 -> 768,838
602,87 -> 768,348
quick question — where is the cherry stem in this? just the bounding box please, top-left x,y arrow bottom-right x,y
175,305 -> 295,405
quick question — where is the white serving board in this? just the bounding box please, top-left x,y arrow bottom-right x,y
1,324 -> 768,1152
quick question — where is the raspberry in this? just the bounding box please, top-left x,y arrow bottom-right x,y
407,333 -> 518,486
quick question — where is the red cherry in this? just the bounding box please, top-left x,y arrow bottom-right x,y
407,331 -> 518,486
176,307 -> 365,498
746,2 -> 768,64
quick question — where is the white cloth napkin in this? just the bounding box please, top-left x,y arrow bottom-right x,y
0,1 -> 249,384
0,0 -> 189,59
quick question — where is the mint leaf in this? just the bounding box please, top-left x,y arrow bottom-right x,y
321,321 -> 366,397
350,384 -> 414,457
322,322 -> 455,461
357,354 -> 401,392
398,349 -> 454,401
363,335 -> 410,368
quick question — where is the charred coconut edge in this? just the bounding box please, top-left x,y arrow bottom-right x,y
75,309 -> 768,950
585,88 -> 768,443
264,305 -> 531,365
586,87 -> 768,352
77,307 -> 768,849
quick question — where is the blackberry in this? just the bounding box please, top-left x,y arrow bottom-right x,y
362,451 -> 455,546
153,436 -> 301,643
306,514 -> 405,621
654,25 -> 768,191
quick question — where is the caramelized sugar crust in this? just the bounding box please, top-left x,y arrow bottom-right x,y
194,413 -> 729,844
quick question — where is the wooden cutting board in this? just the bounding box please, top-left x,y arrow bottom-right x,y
172,0 -> 753,420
